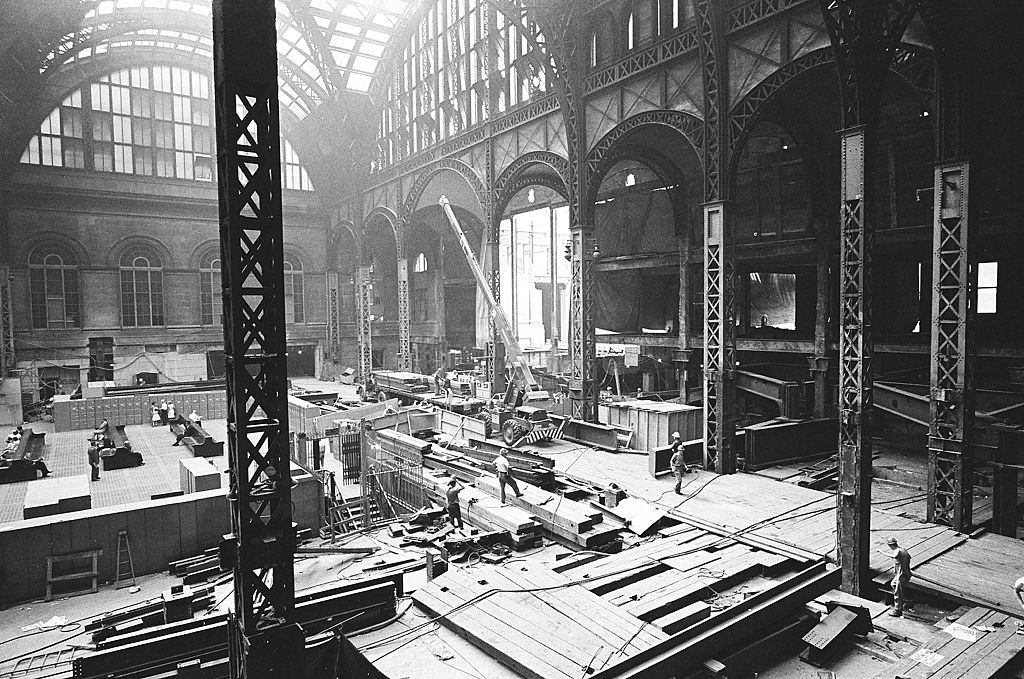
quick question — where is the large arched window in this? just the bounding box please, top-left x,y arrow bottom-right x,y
29,247 -> 80,329
200,253 -> 222,326
20,66 -> 313,190
120,247 -> 164,327
284,259 -> 304,324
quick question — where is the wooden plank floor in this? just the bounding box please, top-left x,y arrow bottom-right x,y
0,421 -> 228,524
411,563 -> 667,679
872,606 -> 1024,678
543,441 -> 1024,613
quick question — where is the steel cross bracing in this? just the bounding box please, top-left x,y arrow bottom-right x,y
326,272 -> 340,360
211,1 -> 302,675
397,257 -> 411,370
837,126 -> 873,596
356,265 -> 374,386
696,0 -> 736,473
819,0 -> 919,597
927,162 -> 973,530
0,266 -> 13,377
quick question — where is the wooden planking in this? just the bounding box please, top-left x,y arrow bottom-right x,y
411,564 -> 667,679
509,563 -> 667,650
413,584 -> 579,679
873,607 -> 1024,679
651,600 -> 712,635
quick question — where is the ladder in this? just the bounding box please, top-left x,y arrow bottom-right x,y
115,530 -> 135,589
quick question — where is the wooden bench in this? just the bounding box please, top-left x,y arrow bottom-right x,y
171,417 -> 223,457
101,424 -> 144,470
0,428 -> 48,483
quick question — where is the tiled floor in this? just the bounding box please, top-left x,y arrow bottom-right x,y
0,420 -> 230,524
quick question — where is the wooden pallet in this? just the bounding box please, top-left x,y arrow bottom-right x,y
47,549 -> 101,601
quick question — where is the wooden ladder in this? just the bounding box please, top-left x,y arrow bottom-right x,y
114,530 -> 136,589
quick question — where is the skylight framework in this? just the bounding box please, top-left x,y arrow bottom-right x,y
40,0 -> 418,120
374,0 -> 547,170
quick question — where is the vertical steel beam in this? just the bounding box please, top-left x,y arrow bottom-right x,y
326,271 -> 340,360
837,125 -> 873,595
569,224 -> 596,421
696,0 -> 736,472
0,265 -> 13,377
397,257 -> 411,370
703,203 -> 735,473
211,1 -> 302,675
356,265 -> 374,387
927,161 -> 973,531
810,246 -> 831,418
483,2 -> 506,395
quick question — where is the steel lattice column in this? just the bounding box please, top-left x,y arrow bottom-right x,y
0,265 -> 13,377
326,271 -> 340,360
569,226 -> 596,421
837,126 -> 873,595
356,265 -> 374,387
927,162 -> 974,531
696,0 -> 736,472
211,1 -> 303,675
397,257 -> 411,370
702,203 -> 735,473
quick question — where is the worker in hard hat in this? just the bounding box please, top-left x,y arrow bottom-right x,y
669,431 -> 691,494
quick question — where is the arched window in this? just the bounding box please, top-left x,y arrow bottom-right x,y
120,247 -> 164,327
200,253 -> 222,326
413,253 -> 428,273
627,12 -> 635,50
29,247 -> 80,329
284,259 -> 304,324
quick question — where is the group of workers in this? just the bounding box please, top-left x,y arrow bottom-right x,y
443,451 -> 523,530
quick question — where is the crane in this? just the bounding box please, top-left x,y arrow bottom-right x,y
438,196 -> 559,446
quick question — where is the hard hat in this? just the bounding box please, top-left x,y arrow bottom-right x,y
886,537 -> 898,546
672,432 -> 681,439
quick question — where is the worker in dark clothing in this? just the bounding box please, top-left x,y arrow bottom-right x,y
669,432 -> 691,494
87,442 -> 101,481
494,451 -> 523,504
446,477 -> 465,529
878,537 -> 911,616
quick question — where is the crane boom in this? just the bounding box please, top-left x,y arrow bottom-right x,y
438,196 -> 539,393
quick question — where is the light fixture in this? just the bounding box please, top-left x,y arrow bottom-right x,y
527,188 -> 535,203
781,144 -> 789,150
921,110 -> 930,117
625,173 -> 636,186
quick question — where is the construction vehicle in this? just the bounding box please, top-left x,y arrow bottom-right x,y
439,196 -> 560,447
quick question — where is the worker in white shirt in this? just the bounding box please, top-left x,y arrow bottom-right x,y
494,451 -> 524,504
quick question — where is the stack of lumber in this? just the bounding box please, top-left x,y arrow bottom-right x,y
872,606 -> 1024,679
377,429 -> 431,462
457,438 -> 556,488
412,563 -> 669,679
472,474 -> 620,550
87,584 -> 216,643
553,522 -> 806,636
168,547 -> 226,585
420,470 -> 542,550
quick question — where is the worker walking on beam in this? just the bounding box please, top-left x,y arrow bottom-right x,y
878,537 -> 912,616
494,451 -> 524,504
670,432 -> 691,494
